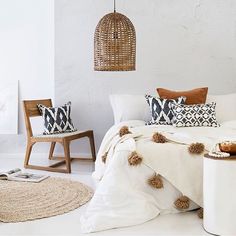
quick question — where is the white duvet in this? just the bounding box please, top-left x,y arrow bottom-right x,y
81,120 -> 236,233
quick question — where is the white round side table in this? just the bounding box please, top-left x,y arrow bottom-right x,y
203,154 -> 236,235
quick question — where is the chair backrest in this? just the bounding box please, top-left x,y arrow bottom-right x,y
23,99 -> 52,138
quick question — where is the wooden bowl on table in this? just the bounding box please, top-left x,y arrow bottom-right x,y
219,141 -> 236,155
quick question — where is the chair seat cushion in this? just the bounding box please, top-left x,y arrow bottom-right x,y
33,130 -> 87,139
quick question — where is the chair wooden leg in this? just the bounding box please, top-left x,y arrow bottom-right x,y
24,142 -> 34,167
48,142 -> 56,160
63,141 -> 71,173
88,132 -> 96,161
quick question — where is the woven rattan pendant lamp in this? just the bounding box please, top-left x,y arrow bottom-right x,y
94,0 -> 136,71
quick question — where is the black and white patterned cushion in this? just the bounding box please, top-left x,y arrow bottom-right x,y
145,95 -> 186,125
171,102 -> 219,127
37,102 -> 77,135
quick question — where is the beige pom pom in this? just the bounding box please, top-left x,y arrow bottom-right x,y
119,126 -> 131,137
148,174 -> 163,189
102,152 -> 108,164
188,143 -> 205,155
197,208 -> 203,219
174,196 -> 190,210
152,132 -> 167,143
128,151 -> 142,166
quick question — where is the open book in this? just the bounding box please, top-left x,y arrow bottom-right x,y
0,168 -> 49,183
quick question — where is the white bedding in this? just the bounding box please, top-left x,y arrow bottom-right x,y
81,120 -> 236,233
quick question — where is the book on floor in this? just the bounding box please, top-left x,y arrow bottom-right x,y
0,168 -> 49,183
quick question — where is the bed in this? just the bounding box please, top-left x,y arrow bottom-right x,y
81,93 -> 236,233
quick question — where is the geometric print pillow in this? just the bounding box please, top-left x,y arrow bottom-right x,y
37,102 -> 77,135
145,95 -> 186,125
171,102 -> 219,127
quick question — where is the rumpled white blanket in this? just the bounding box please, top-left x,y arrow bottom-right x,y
81,120 -> 236,233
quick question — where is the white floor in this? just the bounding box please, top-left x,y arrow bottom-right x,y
0,155 -> 209,236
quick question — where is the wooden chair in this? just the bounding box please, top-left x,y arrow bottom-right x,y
23,99 -> 96,173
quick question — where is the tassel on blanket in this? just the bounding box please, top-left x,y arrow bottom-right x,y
174,196 -> 190,210
119,126 -> 131,137
197,208 -> 203,219
152,132 -> 167,143
188,143 -> 205,155
102,152 -> 108,164
128,151 -> 143,166
148,174 -> 163,189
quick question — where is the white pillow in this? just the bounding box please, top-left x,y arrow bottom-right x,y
110,93 -> 236,124
221,120 -> 236,129
110,94 -> 151,124
207,93 -> 236,123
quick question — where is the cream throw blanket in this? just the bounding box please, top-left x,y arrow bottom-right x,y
81,120 -> 236,233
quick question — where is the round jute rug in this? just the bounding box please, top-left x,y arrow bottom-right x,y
0,177 -> 93,223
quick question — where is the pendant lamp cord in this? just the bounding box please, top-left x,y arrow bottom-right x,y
114,0 -> 116,12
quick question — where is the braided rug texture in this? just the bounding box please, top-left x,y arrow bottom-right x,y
0,177 -> 93,223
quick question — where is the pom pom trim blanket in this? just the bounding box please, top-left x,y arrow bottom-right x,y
81,120 -> 236,233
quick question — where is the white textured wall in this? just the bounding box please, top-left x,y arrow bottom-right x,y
0,0 -> 54,154
55,0 -> 236,155
1,0 -> 236,156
